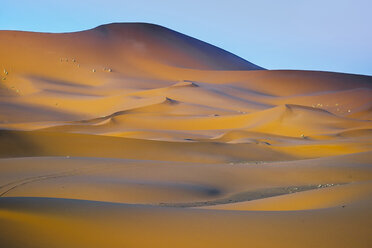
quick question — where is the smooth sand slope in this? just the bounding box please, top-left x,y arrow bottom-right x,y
0,23 -> 372,247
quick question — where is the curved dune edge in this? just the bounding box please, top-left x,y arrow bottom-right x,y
200,182 -> 372,211
158,184 -> 339,208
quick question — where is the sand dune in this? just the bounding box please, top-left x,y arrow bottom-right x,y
0,23 -> 372,247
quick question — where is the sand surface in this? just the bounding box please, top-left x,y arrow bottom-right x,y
0,23 -> 372,247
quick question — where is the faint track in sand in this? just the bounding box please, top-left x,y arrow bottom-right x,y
0,169 -> 82,197
0,159 -> 143,197
158,184 -> 344,208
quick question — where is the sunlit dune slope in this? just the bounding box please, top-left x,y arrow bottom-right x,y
0,23 -> 372,248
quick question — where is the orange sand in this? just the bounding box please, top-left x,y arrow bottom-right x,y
0,23 -> 371,247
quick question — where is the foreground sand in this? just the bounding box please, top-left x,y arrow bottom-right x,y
0,23 -> 372,247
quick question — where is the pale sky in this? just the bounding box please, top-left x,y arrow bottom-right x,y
1,0 -> 371,75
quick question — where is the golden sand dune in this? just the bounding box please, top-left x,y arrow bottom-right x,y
0,23 -> 372,247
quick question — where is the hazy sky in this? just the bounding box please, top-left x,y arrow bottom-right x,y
1,0 -> 371,75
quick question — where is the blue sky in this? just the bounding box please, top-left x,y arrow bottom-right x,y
1,0 -> 371,75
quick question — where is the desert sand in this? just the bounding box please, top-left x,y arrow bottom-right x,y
0,23 -> 371,247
